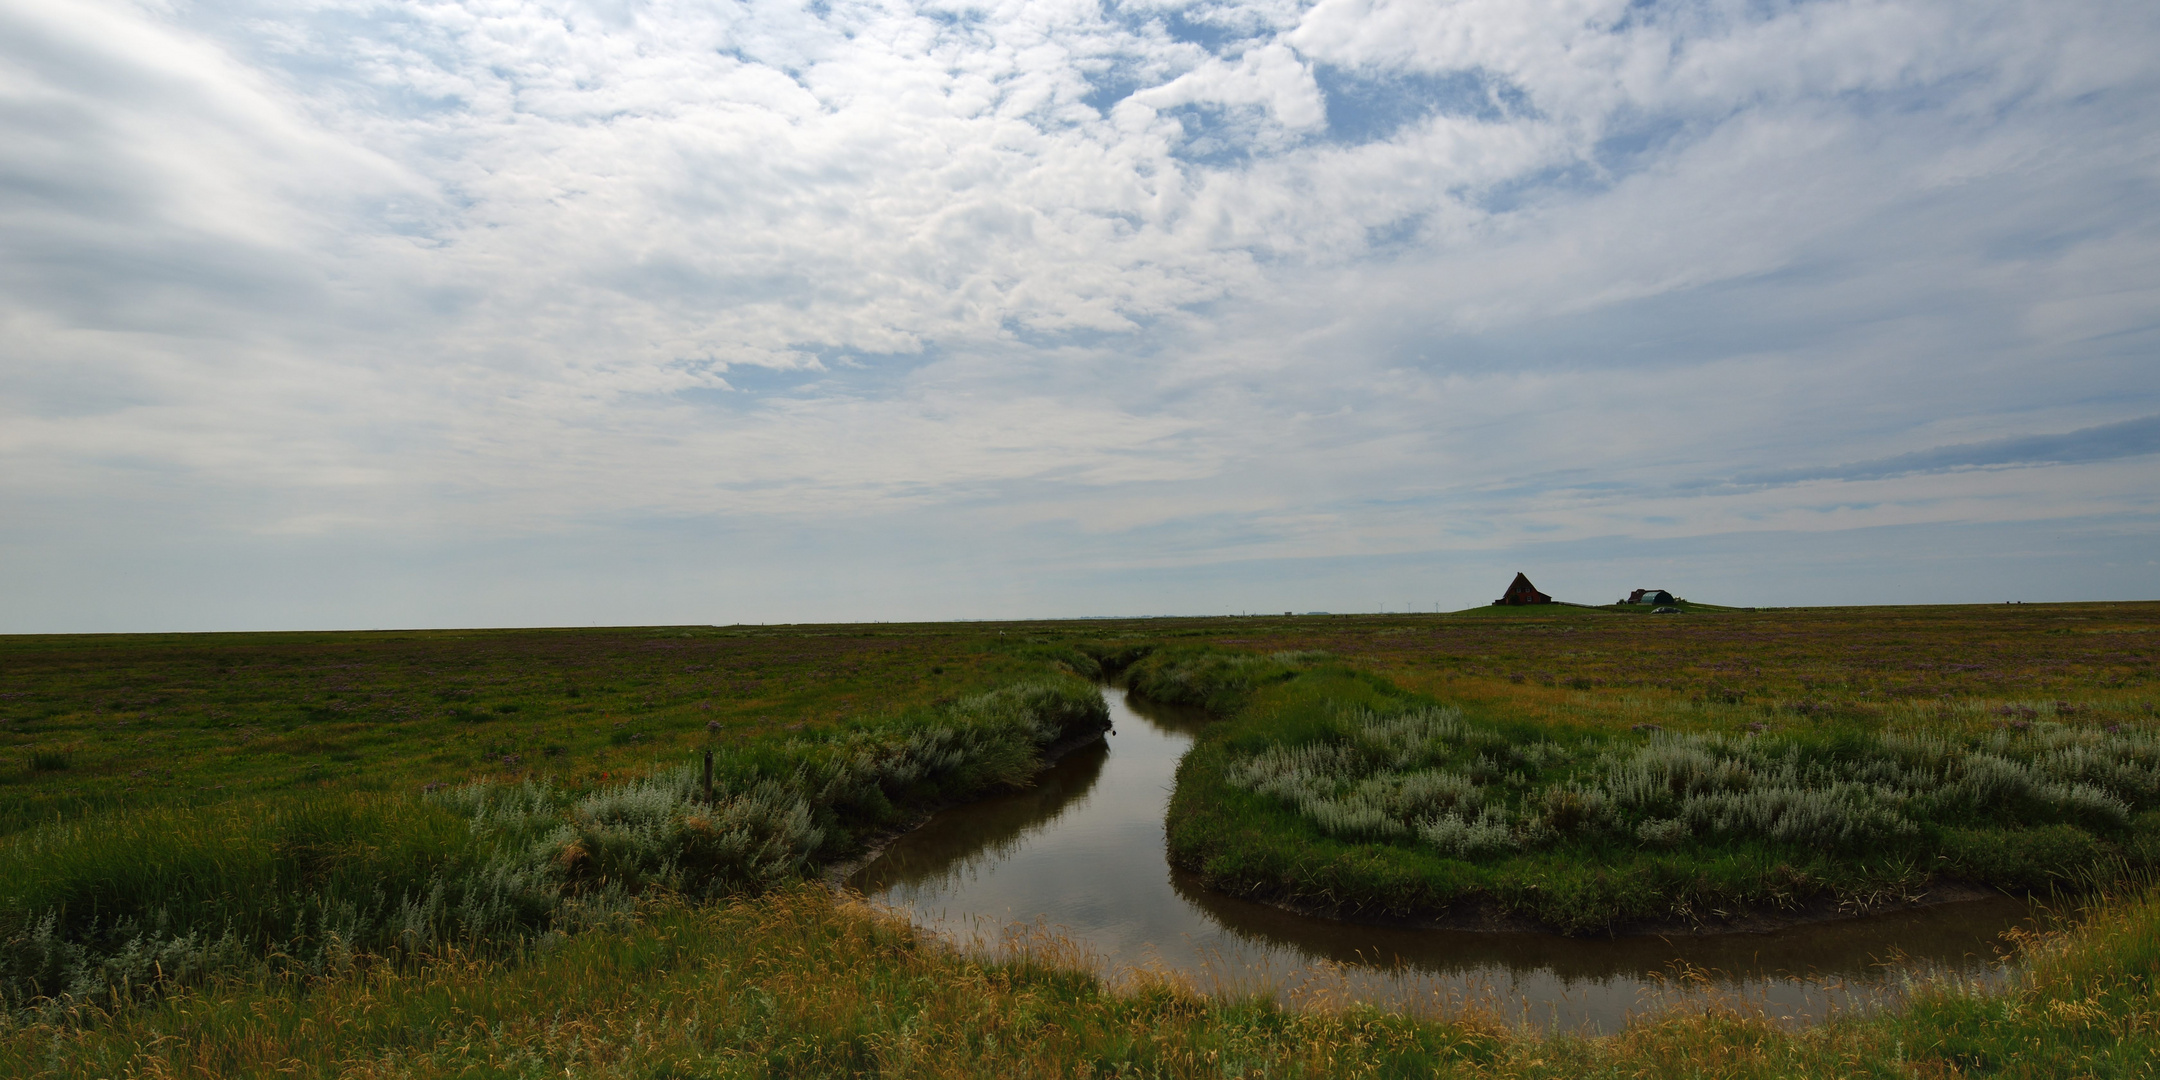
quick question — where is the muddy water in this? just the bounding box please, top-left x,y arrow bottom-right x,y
849,687 -> 2039,1032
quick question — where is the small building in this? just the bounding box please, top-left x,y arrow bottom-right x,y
1627,588 -> 1675,605
1493,572 -> 1553,606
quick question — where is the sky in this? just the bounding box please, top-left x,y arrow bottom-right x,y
2,0 -> 2157,631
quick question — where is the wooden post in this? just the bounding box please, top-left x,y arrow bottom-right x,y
702,749 -> 714,805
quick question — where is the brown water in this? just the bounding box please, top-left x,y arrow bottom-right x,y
849,687 -> 2039,1032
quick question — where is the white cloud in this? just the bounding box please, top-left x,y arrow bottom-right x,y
1,0 -> 2156,628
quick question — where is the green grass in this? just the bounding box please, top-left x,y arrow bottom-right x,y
0,674 -> 1107,1009
0,623 -> 1118,834
1151,647 -> 2160,932
3,881 -> 2154,1078
0,604 -> 2155,1075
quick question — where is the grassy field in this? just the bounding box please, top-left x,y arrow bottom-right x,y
1153,654 -> 2160,933
1,603 -> 2156,1076
10,604 -> 2146,826
4,879 -> 2155,1078
0,624 -> 1098,831
0,624 -> 1116,1013
1138,603 -> 2160,933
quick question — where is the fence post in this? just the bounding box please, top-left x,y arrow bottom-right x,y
702,749 -> 714,805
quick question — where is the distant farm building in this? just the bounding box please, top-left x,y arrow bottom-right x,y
1627,588 -> 1676,605
1493,572 -> 1553,606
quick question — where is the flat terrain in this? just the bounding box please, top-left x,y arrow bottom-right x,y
0,602 -> 2155,1077
0,623 -> 1078,831
1143,602 -> 2160,933
1187,601 -> 2160,727
6,603 -> 2151,826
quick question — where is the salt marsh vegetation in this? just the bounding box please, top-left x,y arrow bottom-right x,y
1220,701 -> 2160,859
0,604 -> 2154,1076
1153,613 -> 2160,934
0,677 -> 1105,1011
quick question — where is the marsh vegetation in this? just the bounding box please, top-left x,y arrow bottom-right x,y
1166,659 -> 2160,931
0,603 -> 2154,1076
0,675 -> 1105,1011
1157,697 -> 2158,931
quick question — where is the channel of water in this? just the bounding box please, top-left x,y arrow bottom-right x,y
848,686 -> 2040,1033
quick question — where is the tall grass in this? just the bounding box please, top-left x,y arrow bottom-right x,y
0,677 -> 1108,1012
0,790 -> 573,1015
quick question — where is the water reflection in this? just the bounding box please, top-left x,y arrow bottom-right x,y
857,741 -> 1110,892
851,687 -> 2036,1032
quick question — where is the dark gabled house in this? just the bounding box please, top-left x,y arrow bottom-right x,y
1493,572 -> 1552,606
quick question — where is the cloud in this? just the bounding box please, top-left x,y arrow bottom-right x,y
1714,415 -> 2160,490
1,0 -> 2157,628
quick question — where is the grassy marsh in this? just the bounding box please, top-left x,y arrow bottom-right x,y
0,603 -> 2155,1075
4,882 -> 2155,1078
1158,656 -> 2160,933
0,625 -> 1109,1010
0,624 -> 1115,831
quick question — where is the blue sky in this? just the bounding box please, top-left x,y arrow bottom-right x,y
1,0 -> 2156,630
